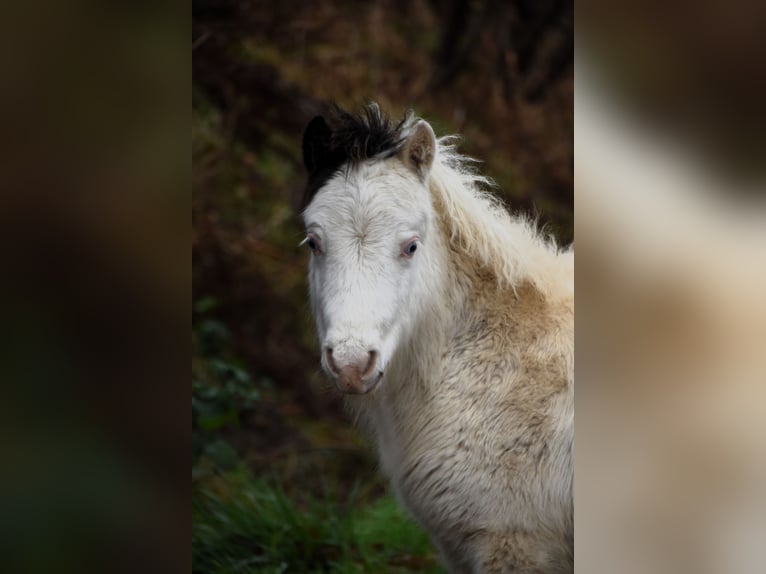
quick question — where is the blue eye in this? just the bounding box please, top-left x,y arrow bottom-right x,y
401,239 -> 419,258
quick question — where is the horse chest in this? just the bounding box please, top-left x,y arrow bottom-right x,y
372,385 -> 523,534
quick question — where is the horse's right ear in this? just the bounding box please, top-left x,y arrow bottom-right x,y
302,116 -> 332,173
400,120 -> 436,181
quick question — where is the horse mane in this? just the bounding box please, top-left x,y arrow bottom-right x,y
429,138 -> 573,301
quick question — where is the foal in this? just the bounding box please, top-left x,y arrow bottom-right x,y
301,104 -> 573,573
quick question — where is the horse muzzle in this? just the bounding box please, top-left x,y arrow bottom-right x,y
324,348 -> 382,394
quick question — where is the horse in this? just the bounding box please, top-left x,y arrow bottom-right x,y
300,103 -> 573,573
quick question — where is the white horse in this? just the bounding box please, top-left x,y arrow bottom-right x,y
300,104 -> 573,573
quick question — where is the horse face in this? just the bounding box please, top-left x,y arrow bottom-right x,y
302,157 -> 435,394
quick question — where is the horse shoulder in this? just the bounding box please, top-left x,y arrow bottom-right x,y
385,281 -> 570,531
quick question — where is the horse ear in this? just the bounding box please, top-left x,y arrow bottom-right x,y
400,120 -> 436,180
302,116 -> 332,173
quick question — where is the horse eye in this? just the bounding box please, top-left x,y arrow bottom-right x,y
304,234 -> 321,254
402,240 -> 419,258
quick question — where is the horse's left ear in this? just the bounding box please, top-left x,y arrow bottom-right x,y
302,115 -> 332,174
400,120 -> 436,180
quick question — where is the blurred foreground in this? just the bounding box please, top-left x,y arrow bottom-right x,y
575,52 -> 766,574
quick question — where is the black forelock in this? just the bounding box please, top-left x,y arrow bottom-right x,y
301,102 -> 413,209
326,103 -> 412,163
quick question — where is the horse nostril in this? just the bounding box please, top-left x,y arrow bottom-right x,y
325,348 -> 339,375
362,350 -> 378,380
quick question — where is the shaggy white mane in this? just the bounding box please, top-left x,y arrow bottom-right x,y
428,136 -> 573,301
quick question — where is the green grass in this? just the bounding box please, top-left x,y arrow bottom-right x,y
193,467 -> 442,573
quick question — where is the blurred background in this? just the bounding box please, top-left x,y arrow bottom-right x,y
192,0 -> 572,571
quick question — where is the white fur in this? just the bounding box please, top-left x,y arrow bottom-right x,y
303,120 -> 573,573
